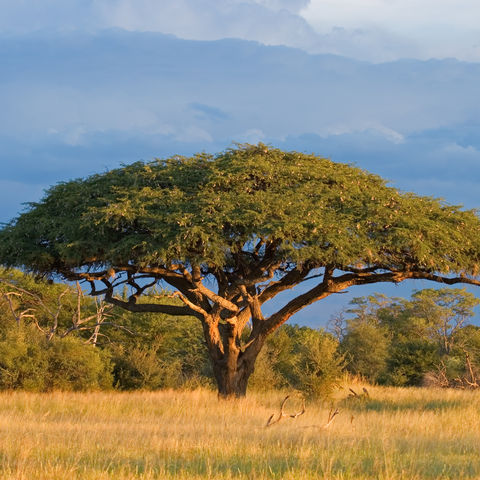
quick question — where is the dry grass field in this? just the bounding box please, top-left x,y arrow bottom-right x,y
0,386 -> 479,479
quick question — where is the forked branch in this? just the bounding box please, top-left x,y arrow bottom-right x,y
323,407 -> 340,429
299,406 -> 341,430
265,395 -> 306,427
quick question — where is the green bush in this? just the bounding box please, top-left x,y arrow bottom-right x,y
0,326 -> 48,390
249,325 -> 344,399
248,344 -> 284,392
341,322 -> 390,382
383,340 -> 439,386
111,342 -> 184,390
45,336 -> 112,391
0,325 -> 112,391
292,330 -> 344,400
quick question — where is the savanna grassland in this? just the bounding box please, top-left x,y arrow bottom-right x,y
0,386 -> 479,479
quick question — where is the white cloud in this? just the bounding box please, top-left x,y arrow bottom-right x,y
300,0 -> 480,32
239,0 -> 310,14
97,0 -> 480,61
317,123 -> 405,144
63,125 -> 87,146
368,125 -> 405,144
94,0 -> 319,51
300,0 -> 480,61
1,0 -> 479,61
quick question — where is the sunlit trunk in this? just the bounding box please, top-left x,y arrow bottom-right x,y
211,354 -> 257,398
203,317 -> 264,398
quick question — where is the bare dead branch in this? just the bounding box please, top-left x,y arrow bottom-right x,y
265,395 -> 306,427
323,407 -> 340,429
298,406 -> 341,430
3,291 -> 23,325
348,387 -> 370,399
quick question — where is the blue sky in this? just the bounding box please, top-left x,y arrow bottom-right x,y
1,0 -> 479,325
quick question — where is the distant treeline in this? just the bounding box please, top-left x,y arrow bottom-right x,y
0,269 -> 479,396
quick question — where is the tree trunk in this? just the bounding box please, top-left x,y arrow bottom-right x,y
202,314 -> 265,398
211,353 -> 258,398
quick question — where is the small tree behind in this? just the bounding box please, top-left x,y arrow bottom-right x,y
340,289 -> 480,386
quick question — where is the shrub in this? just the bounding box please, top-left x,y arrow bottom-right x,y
382,339 -> 439,386
0,325 -> 112,391
293,331 -> 344,400
45,336 -> 112,391
341,322 -> 390,382
248,345 -> 284,392
0,326 -> 48,390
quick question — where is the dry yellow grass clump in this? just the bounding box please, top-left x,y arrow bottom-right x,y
0,386 -> 479,479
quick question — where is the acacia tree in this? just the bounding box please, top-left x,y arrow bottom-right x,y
410,288 -> 480,355
1,144 -> 480,397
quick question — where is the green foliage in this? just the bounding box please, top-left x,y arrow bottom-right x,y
341,321 -> 390,382
242,346 -> 283,392
1,144 -> 479,278
0,270 -> 113,390
409,288 -> 480,354
340,288 -> 480,387
0,325 -> 112,391
111,342 -> 184,390
0,326 -> 48,390
453,325 -> 480,365
44,336 -> 112,391
249,326 -> 295,390
108,308 -> 212,390
383,339 -> 439,386
292,329 -> 344,399
0,268 -> 82,336
249,325 -> 344,399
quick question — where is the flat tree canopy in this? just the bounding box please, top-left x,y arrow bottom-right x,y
1,144 -> 479,396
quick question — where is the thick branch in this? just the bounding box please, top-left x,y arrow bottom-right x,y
258,264 -> 314,304
263,269 -> 409,334
104,292 -> 197,317
408,271 -> 480,287
193,282 -> 239,313
168,291 -> 209,318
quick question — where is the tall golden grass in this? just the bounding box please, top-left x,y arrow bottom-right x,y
0,386 -> 479,479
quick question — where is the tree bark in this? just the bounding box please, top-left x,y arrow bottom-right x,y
204,318 -> 264,398
210,350 -> 261,398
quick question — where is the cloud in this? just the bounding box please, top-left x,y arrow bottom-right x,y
321,123 -> 405,144
2,32 -> 479,139
1,32 -> 479,225
189,103 -> 230,122
251,0 -> 310,14
174,126 -> 213,143
301,0 -> 480,32
1,0 -> 479,61
236,128 -> 266,144
95,0 -> 319,51
300,0 -> 480,61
